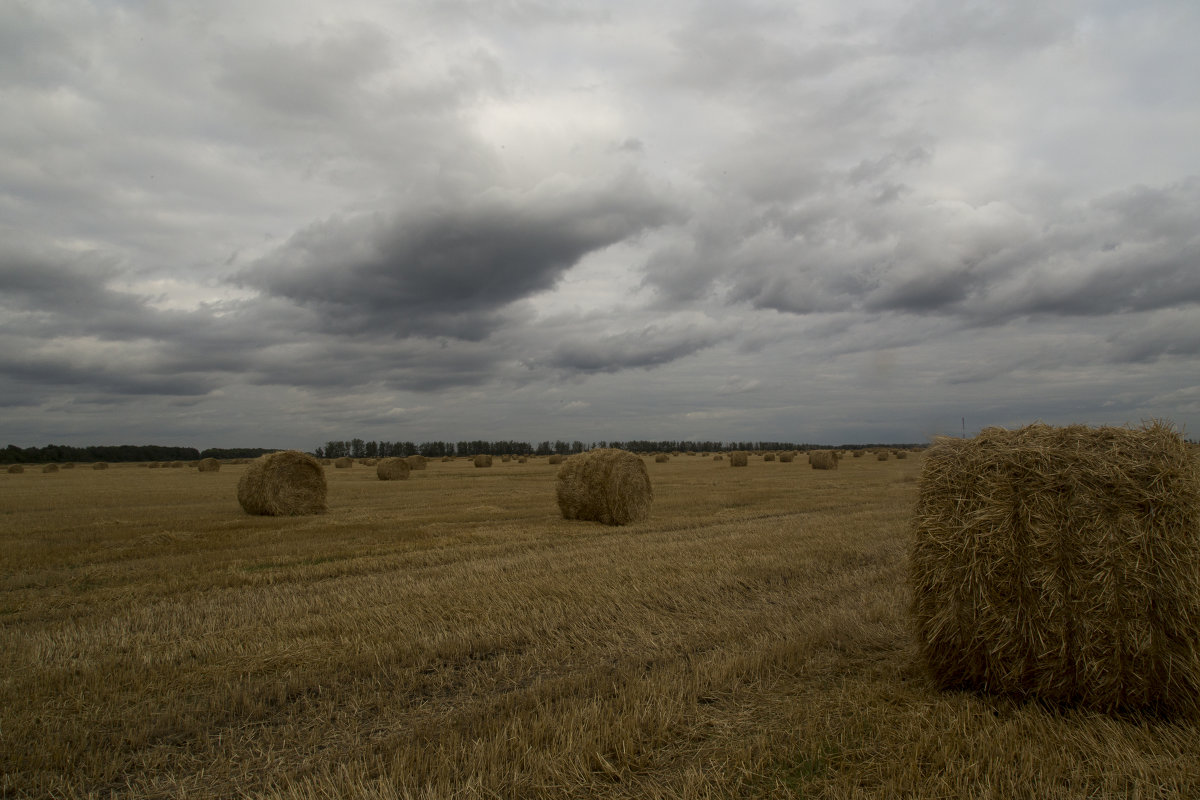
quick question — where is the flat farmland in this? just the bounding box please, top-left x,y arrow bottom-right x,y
2,455 -> 1196,798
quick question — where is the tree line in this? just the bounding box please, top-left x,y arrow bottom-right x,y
0,444 -> 280,464
312,439 -> 897,459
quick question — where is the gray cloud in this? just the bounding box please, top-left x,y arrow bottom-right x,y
543,321 -> 729,374
243,175 -> 678,339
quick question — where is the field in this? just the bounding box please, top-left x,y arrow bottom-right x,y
2,454 -> 1197,798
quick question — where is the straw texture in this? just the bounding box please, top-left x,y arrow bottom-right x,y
556,449 -> 653,526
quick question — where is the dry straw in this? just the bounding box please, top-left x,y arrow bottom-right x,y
713,454 -> 724,461
197,458 -> 220,472
877,452 -> 890,461
376,457 -> 411,481
780,452 -> 794,462
764,453 -> 776,462
237,450 -> 327,516
7,464 -> 24,474
148,462 -> 161,469
853,450 -> 864,458
61,462 -> 75,469
895,450 -> 908,460
406,455 -> 427,470
810,451 -> 838,470
42,463 -> 59,473
655,454 -> 670,463
730,452 -> 748,467
474,454 -> 493,468
333,457 -> 353,469
169,461 -> 183,468
910,421 -> 1200,716
92,462 -> 108,470
556,448 -> 652,526
548,455 -> 564,465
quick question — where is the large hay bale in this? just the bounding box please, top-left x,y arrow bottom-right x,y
655,454 -> 670,463
7,464 -> 24,473
377,457 -> 411,481
333,457 -> 353,469
406,455 -> 427,470
548,455 -> 564,465
42,463 -> 59,473
197,458 -> 221,473
730,452 -> 748,467
474,454 -> 493,468
810,450 -> 838,470
237,450 -> 327,516
910,422 -> 1200,716
556,449 -> 652,526
92,462 -> 108,470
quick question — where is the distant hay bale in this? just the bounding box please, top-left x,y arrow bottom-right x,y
148,462 -> 161,469
442,456 -> 452,462
406,455 -> 427,470
548,455 -> 564,465
169,461 -> 183,468
61,462 -> 75,469
92,462 -> 108,470
877,452 -> 890,461
360,459 -> 376,466
655,454 -> 670,463
197,458 -> 221,473
7,464 -> 24,473
713,454 -> 724,461
321,459 -> 332,466
810,451 -> 838,470
730,452 -> 748,467
334,457 -> 353,469
896,450 -> 908,459
556,448 -> 652,526
501,454 -> 511,462
763,453 -> 776,462
376,457 -> 411,481
474,454 -> 493,468
779,452 -> 794,463
518,457 -> 527,463
853,450 -> 864,458
910,422 -> 1200,716
237,450 -> 327,516
42,463 -> 59,473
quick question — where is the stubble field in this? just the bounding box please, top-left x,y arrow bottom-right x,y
2,454 -> 1197,798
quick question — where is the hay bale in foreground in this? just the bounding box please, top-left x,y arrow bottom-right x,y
92,462 -> 108,470
910,422 -> 1200,716
406,455 -> 427,470
730,452 -> 748,467
42,463 -> 59,473
810,451 -> 838,470
197,458 -> 220,473
7,464 -> 24,473
474,454 -> 493,468
237,450 -> 327,516
333,457 -> 353,469
556,449 -> 652,526
377,457 -> 411,481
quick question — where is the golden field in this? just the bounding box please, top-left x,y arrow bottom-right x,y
2,454 -> 1197,799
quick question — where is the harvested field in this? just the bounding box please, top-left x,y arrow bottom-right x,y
3,452 -> 1198,798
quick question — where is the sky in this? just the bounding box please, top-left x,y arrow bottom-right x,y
2,0 -> 1199,450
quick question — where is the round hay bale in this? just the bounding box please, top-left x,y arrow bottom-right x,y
655,454 -> 669,463
548,455 -> 564,465
713,454 -> 724,461
877,452 -> 890,461
779,452 -> 794,463
377,457 -> 411,481
474,454 -> 493,468
61,462 -> 75,469
896,450 -> 908,459
92,462 -> 108,470
730,452 -> 748,467
763,453 -> 776,462
406,455 -> 427,470
321,458 -> 332,466
197,458 -> 221,473
501,454 -> 511,463
910,422 -> 1200,716
556,448 -> 652,526
42,463 -> 59,473
7,464 -> 24,474
237,450 -> 327,516
810,450 -> 838,470
441,456 -> 452,462
148,462 -> 161,469
334,457 -> 353,469
169,461 -> 183,468
853,450 -> 864,458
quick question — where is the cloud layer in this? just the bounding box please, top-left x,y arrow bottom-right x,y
2,0 -> 1198,448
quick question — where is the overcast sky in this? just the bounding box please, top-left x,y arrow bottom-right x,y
3,0 -> 1199,450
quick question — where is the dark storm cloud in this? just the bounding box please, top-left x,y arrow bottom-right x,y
244,175 -> 678,339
